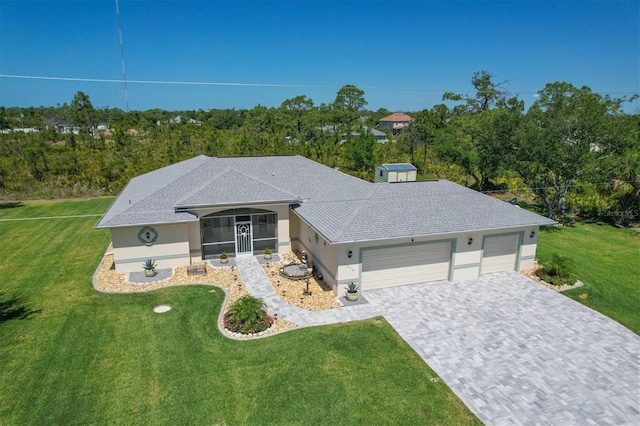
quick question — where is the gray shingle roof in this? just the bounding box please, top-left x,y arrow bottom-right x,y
176,168 -> 299,208
96,155 -> 554,243
96,155 -> 369,228
303,181 -> 555,243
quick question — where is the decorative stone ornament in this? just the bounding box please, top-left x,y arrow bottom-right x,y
138,226 -> 158,246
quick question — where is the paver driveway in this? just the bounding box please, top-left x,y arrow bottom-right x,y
365,272 -> 640,425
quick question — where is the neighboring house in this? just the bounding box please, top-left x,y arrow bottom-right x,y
375,163 -> 417,183
319,125 -> 388,144
377,112 -> 412,136
169,116 -> 201,125
51,120 -> 80,135
96,155 -> 554,296
346,126 -> 388,144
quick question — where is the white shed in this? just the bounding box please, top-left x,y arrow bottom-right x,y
375,163 -> 417,183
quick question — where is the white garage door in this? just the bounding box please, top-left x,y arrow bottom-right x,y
361,241 -> 451,290
482,234 -> 519,274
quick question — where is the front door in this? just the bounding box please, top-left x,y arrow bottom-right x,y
235,221 -> 253,255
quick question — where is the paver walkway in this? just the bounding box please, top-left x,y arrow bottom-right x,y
235,257 -> 640,425
234,256 -> 381,326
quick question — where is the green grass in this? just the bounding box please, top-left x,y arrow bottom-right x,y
0,198 -> 479,425
537,223 -> 640,334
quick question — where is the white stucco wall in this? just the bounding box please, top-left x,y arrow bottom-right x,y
188,222 -> 201,262
289,212 -> 339,292
111,223 -> 191,273
333,226 -> 541,295
519,227 -> 540,270
449,232 -> 480,281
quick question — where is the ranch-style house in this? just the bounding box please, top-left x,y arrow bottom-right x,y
95,155 -> 554,296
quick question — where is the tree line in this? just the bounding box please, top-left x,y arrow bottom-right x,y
1,73 -> 638,225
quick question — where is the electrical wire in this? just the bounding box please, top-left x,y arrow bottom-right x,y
1,74 -> 638,97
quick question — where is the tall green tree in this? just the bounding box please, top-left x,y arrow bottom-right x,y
443,70 -> 509,115
332,84 -> 367,127
475,98 -> 525,189
70,91 -> 96,134
342,129 -> 378,175
516,82 -> 624,218
279,95 -> 314,135
406,106 -> 449,175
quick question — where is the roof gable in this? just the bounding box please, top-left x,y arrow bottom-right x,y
176,168 -> 299,208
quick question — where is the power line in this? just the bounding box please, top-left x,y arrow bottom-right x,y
1,74 -> 638,97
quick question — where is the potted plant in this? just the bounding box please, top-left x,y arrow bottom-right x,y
263,248 -> 272,260
345,282 -> 359,302
220,251 -> 229,264
143,258 -> 157,277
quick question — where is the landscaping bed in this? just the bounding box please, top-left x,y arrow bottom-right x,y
521,262 -> 584,292
94,253 -> 297,337
262,252 -> 342,311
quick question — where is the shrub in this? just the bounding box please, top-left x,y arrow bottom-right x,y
223,295 -> 274,334
535,252 -> 577,286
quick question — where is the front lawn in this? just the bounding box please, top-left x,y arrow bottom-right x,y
536,223 -> 640,334
0,198 -> 479,425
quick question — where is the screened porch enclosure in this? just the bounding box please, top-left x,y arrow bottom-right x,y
200,209 -> 278,259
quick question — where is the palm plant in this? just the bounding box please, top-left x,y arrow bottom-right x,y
223,295 -> 273,334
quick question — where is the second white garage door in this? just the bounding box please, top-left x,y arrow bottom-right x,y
361,241 -> 451,290
482,234 -> 520,274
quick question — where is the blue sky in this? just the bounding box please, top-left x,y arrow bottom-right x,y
1,0 -> 638,112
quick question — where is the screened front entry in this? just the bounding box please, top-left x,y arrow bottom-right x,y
201,209 -> 277,259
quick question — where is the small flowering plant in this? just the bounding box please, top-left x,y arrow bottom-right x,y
223,295 -> 274,334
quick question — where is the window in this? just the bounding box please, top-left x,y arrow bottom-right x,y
379,170 -> 383,177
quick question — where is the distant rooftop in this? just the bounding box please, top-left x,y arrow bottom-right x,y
379,112 -> 412,122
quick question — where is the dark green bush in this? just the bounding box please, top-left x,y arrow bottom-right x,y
535,252 -> 577,286
223,295 -> 274,334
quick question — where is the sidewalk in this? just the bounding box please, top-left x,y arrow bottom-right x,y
234,256 -> 381,327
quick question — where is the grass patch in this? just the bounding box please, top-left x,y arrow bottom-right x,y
537,223 -> 640,334
0,198 -> 479,425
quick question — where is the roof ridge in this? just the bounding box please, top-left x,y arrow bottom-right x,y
174,165 -> 301,208
224,167 -> 300,200
331,184 -> 380,241
130,158 -> 216,212
174,163 -> 235,206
